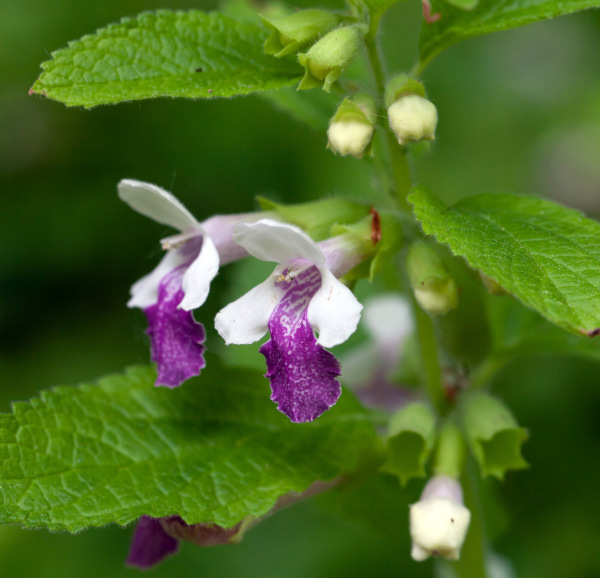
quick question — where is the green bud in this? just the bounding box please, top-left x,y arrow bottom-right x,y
261,10 -> 340,58
385,75 -> 437,146
407,242 -> 458,316
433,421 -> 466,479
380,402 -> 436,486
298,25 -> 364,92
327,95 -> 376,158
462,392 -> 529,480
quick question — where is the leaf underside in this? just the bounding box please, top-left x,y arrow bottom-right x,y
419,0 -> 600,69
31,10 -> 302,107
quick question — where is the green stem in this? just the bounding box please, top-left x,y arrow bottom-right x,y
364,35 -> 412,209
452,461 -> 488,578
412,298 -> 446,414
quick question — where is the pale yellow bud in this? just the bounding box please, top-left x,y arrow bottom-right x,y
327,121 -> 374,158
388,94 -> 438,146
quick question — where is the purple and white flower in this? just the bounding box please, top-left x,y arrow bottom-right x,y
215,219 -> 364,423
119,179 -> 249,388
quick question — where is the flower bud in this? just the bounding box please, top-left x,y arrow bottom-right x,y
406,241 -> 458,316
298,25 -> 364,92
385,75 -> 437,146
327,95 -> 376,158
410,475 -> 471,561
261,10 -> 340,58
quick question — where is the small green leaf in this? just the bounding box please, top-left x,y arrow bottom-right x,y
419,0 -> 600,70
0,360 -> 379,532
30,10 -> 302,108
380,402 -> 436,486
462,392 -> 528,480
409,188 -> 600,336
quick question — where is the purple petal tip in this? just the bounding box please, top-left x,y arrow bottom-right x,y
144,268 -> 206,388
126,516 -> 179,569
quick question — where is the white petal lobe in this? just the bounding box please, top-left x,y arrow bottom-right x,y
215,276 -> 281,345
233,219 -> 324,266
179,236 -> 220,311
118,179 -> 199,232
128,249 -> 188,309
307,268 -> 362,348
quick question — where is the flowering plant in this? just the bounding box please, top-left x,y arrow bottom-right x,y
3,0 -> 600,576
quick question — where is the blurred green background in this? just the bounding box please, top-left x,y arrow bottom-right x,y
2,0 -> 600,576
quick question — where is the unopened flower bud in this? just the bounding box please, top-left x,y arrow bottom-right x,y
261,10 -> 340,58
388,95 -> 438,145
327,95 -> 376,158
298,25 -> 364,92
410,475 -> 471,561
385,75 -> 437,146
407,241 -> 458,316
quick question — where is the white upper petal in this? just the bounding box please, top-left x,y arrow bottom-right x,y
127,249 -> 188,309
118,179 -> 199,232
214,276 -> 281,345
307,267 -> 363,348
233,219 -> 324,266
179,235 -> 220,311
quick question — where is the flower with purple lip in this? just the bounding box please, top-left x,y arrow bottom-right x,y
119,179 -> 250,388
215,219 -> 364,423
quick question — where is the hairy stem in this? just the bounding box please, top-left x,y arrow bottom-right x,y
452,461 -> 489,578
412,299 -> 446,413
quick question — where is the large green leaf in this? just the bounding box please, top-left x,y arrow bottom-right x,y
30,10 -> 302,108
419,0 -> 600,70
0,361 -> 379,532
409,188 -> 600,336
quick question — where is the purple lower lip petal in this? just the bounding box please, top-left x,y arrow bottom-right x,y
144,266 -> 206,388
126,516 -> 179,569
260,266 -> 342,423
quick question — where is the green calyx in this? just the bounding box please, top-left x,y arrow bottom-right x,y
407,241 -> 458,316
330,94 -> 376,126
462,392 -> 529,480
256,196 -> 370,241
261,10 -> 340,58
380,402 -> 437,486
384,74 -> 427,109
298,25 -> 365,92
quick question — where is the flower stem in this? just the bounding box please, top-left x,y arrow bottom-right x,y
412,298 -> 446,414
452,461 -> 488,578
364,35 -> 412,210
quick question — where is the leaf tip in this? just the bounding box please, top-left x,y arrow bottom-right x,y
586,328 -> 600,338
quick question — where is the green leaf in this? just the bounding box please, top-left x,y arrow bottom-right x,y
419,0 -> 600,70
350,0 -> 407,39
0,361 -> 379,532
380,402 -> 436,486
409,188 -> 600,336
30,10 -> 302,108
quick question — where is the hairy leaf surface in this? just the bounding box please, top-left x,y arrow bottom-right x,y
410,189 -> 600,335
31,11 -> 302,107
0,361 -> 378,532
